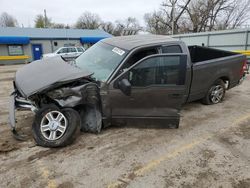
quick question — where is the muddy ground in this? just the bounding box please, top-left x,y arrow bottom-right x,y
0,64 -> 250,188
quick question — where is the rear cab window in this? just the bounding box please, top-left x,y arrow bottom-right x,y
162,45 -> 182,53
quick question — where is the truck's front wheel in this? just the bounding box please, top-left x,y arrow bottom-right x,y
32,105 -> 79,147
202,79 -> 225,105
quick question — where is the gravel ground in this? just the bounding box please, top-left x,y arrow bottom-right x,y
0,64 -> 250,188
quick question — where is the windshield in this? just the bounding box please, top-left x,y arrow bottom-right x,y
75,42 -> 127,81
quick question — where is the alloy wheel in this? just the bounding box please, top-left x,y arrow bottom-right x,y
40,111 -> 68,141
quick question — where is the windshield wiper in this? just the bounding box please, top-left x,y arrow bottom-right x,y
89,74 -> 97,81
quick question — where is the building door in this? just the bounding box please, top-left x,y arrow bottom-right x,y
32,44 -> 43,60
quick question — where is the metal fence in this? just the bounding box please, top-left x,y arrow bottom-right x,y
172,28 -> 250,63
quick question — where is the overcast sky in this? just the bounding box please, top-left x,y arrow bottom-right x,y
0,0 -> 164,27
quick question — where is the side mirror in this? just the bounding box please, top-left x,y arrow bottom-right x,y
118,79 -> 131,96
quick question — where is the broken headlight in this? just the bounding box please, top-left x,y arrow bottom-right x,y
46,88 -> 75,99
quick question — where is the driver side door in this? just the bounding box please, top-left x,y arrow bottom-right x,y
109,54 -> 190,126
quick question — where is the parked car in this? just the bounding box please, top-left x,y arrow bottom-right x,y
9,35 -> 248,147
42,46 -> 85,60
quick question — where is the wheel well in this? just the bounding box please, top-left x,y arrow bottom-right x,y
219,76 -> 230,89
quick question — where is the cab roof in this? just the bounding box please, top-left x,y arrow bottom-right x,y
102,35 -> 179,51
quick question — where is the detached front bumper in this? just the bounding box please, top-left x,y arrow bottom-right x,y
9,93 -> 16,130
8,91 -> 36,130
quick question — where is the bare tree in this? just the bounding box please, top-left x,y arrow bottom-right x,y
144,11 -> 170,34
112,17 -> 141,36
144,0 -> 191,34
185,0 -> 230,32
124,17 -> 141,29
185,0 -> 250,32
0,12 -> 18,27
100,21 -> 114,34
101,18 -> 142,36
144,0 -> 250,34
217,0 -> 250,29
161,0 -> 191,34
75,11 -> 102,29
75,13 -> 141,35
112,20 -> 125,36
52,23 -> 68,29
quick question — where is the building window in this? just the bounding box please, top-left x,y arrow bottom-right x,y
8,45 -> 24,56
54,42 -> 58,46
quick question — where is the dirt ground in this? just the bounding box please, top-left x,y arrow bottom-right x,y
0,64 -> 250,188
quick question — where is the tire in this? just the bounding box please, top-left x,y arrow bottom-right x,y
80,105 -> 102,133
202,79 -> 225,105
171,118 -> 180,129
32,104 -> 79,148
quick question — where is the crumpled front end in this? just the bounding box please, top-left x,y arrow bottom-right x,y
9,78 -> 103,140
8,57 -> 94,137
46,82 -> 103,133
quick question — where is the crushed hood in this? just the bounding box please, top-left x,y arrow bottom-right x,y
15,56 -> 92,97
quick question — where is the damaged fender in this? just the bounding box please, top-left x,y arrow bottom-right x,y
47,82 -> 103,133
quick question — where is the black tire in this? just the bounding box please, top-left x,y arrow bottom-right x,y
32,105 -> 79,148
202,79 -> 225,105
80,105 -> 102,133
171,118 -> 179,129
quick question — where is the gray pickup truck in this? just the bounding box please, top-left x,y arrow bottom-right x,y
9,35 -> 247,147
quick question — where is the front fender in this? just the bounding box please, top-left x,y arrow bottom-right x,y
49,83 -> 100,108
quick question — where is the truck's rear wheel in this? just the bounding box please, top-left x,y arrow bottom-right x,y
32,105 -> 79,147
202,79 -> 225,105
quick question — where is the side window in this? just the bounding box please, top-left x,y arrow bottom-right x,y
77,47 -> 84,52
162,45 -> 182,53
68,47 -> 77,53
157,56 -> 181,85
129,55 -> 186,87
57,48 -> 68,54
129,58 -> 156,87
122,48 -> 159,70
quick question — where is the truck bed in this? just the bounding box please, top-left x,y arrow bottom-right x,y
187,45 -> 246,102
188,46 -> 237,63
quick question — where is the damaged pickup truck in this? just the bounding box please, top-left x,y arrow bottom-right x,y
9,35 -> 247,147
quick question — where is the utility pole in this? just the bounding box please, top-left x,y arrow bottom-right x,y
172,0 -> 175,35
65,26 -> 70,46
44,9 -> 47,28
